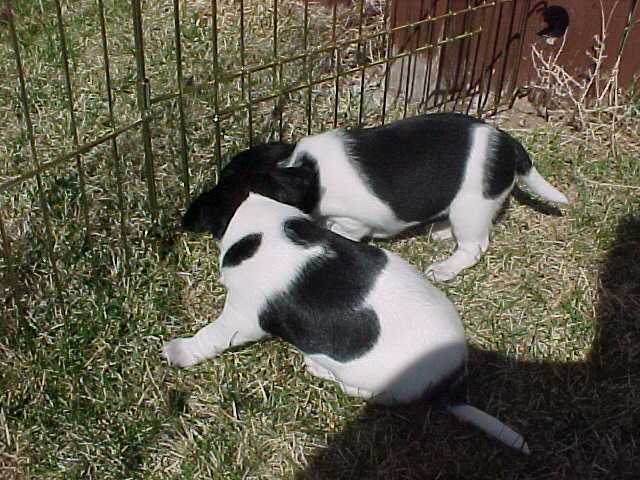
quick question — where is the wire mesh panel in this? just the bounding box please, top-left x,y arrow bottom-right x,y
1,0 -> 637,321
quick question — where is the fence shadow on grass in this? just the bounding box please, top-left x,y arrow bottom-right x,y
297,214 -> 640,480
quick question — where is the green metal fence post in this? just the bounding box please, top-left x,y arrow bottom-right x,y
272,0 -> 284,140
6,0 -> 62,297
303,0 -> 312,134
238,0 -> 254,145
54,0 -> 91,245
380,0 -> 392,125
173,0 -> 191,204
131,0 -> 159,222
331,1 -> 340,128
211,0 -> 223,175
98,0 -> 132,269
356,0 -> 367,126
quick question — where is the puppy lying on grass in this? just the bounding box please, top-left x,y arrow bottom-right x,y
221,112 -> 569,281
163,165 -> 530,454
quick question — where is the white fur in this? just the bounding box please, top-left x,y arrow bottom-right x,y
426,125 -> 509,281
219,194 -> 324,297
164,193 -> 529,453
447,404 -> 530,454
288,131 -> 419,240
304,251 -> 466,404
520,167 -> 569,204
285,123 -> 567,281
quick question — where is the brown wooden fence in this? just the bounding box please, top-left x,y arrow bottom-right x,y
388,0 -> 639,110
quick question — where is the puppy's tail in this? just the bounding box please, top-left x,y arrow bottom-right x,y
511,135 -> 569,205
446,403 -> 531,455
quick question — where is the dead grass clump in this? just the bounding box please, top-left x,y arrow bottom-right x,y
529,1 -> 639,161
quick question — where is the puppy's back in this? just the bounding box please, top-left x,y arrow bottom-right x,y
335,250 -> 467,402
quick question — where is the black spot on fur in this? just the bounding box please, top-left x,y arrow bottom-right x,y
258,218 -> 386,362
285,153 -> 321,213
184,143 -> 296,236
510,132 -> 533,176
346,112 -> 481,223
222,233 -> 262,268
483,132 -> 517,199
282,215 -> 326,247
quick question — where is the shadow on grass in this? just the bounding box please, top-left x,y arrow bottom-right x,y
511,185 -> 564,217
297,214 -> 640,480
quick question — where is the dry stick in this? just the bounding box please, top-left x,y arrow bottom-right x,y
580,177 -> 640,191
530,4 -> 621,133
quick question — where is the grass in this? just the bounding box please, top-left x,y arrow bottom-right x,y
1,1 -> 640,479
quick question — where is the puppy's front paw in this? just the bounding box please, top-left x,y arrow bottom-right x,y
163,338 -> 200,368
425,262 -> 459,282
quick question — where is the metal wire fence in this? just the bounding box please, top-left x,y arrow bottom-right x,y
1,0 -> 543,307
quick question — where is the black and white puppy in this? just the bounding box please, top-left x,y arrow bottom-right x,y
224,112 -> 569,281
163,167 -> 530,453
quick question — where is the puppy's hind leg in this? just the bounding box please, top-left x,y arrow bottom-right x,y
304,357 -> 386,402
338,382 -> 377,401
163,302 -> 268,368
303,356 -> 335,381
426,195 -> 504,281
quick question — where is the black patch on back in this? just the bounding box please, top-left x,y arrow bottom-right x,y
284,153 -> 321,213
483,131 -> 517,199
258,217 -> 387,362
347,112 -> 481,223
222,233 -> 262,268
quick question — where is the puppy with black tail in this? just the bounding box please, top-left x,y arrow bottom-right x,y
163,165 -> 530,454
223,112 -> 569,281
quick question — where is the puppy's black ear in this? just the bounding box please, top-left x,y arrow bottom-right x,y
222,142 -> 296,179
181,189 -> 217,234
252,165 -> 319,213
182,176 -> 252,240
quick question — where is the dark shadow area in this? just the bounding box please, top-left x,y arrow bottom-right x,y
297,214 -> 640,479
375,222 -> 434,243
